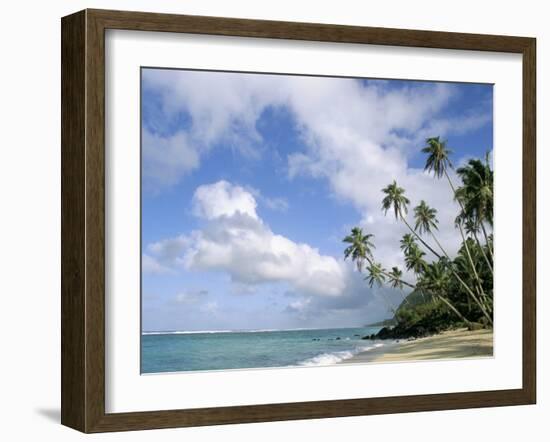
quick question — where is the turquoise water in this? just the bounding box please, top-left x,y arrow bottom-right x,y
141,327 -> 383,373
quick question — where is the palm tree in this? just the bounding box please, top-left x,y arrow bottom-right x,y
381,181 -> 441,259
421,137 -> 491,312
413,200 -> 451,258
386,266 -> 416,306
388,266 -> 404,289
400,233 -> 416,256
381,180 -> 410,219
414,200 -> 439,234
343,227 -> 375,272
365,261 -> 386,288
343,227 -> 416,304
456,156 -> 494,267
404,245 -> 427,275
456,156 -> 494,228
418,260 -> 450,293
422,136 -> 453,179
455,239 -> 493,313
412,200 -> 492,324
418,260 -> 469,323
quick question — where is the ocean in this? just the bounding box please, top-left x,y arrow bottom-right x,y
141,326 -> 384,373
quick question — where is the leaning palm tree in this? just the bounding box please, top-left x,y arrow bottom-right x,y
414,200 -> 451,258
456,239 -> 493,311
344,228 -> 414,307
456,212 -> 494,275
388,266 -> 404,289
456,156 -> 494,267
381,181 -> 441,259
400,233 -> 417,256
422,137 -> 490,304
456,156 -> 494,228
412,200 -> 492,324
414,200 -> 439,234
343,227 -> 375,272
413,200 -> 452,259
404,244 -> 427,275
381,180 -> 410,219
386,266 -> 415,306
422,136 -> 454,179
417,260 -> 469,323
365,261 -> 386,288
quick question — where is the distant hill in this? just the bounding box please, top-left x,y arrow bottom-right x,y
396,289 -> 431,311
366,289 -> 431,328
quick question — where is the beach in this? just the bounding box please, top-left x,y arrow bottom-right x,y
340,328 -> 493,364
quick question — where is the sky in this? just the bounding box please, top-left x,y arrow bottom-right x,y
141,68 -> 493,332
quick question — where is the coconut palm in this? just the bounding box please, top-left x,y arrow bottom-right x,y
388,266 -> 404,289
456,155 -> 494,267
381,181 -> 441,259
455,239 -> 493,313
343,227 -> 375,272
418,260 -> 469,323
456,213 -> 494,275
411,201 -> 492,324
404,245 -> 427,275
381,180 -> 410,219
456,156 -> 494,228
400,233 -> 417,255
422,136 -> 453,179
413,201 -> 450,259
414,200 -> 439,234
421,137 -> 491,313
365,261 -> 386,288
418,260 -> 450,293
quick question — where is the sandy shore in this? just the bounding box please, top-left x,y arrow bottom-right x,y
340,328 -> 493,364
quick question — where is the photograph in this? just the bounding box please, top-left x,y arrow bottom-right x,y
140,68 -> 494,374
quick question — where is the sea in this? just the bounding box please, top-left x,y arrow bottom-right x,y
141,326 -> 384,373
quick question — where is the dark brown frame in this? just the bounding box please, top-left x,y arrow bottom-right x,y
61,8 -> 536,433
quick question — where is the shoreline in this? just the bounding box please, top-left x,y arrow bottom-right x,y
340,328 -> 493,364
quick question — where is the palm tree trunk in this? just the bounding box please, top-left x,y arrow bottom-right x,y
435,294 -> 470,323
444,171 -> 493,315
480,222 -> 494,261
398,211 -> 442,259
455,220 -> 493,315
366,257 -> 467,324
445,171 -> 486,273
473,231 -> 494,274
429,230 -> 493,325
365,256 -> 412,306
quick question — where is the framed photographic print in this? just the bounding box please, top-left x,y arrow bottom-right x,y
61,9 -> 536,433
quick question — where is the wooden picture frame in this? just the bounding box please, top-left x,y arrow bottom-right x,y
61,8 -> 536,433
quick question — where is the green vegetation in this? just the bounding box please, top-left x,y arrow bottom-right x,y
344,137 -> 493,339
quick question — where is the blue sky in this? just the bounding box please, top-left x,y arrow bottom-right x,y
141,68 -> 493,332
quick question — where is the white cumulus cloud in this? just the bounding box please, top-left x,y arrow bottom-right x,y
148,181 -> 348,298
192,180 -> 259,220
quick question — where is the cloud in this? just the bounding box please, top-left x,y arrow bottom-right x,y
148,181 -> 348,298
142,129 -> 199,191
174,289 -> 209,304
260,195 -> 289,212
192,180 -> 259,220
143,235 -> 190,274
142,253 -> 172,274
